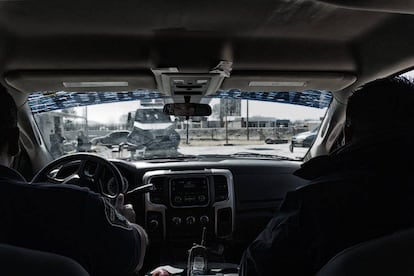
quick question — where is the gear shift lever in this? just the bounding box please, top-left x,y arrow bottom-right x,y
187,227 -> 208,276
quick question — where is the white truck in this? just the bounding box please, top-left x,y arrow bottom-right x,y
127,106 -> 181,150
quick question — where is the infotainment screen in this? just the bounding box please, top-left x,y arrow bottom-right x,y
170,177 -> 209,207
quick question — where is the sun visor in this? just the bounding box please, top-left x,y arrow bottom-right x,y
5,71 -> 157,93
221,72 -> 356,92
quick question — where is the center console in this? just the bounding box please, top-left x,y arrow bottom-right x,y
143,169 -> 235,241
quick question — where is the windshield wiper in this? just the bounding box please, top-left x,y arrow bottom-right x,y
229,152 -> 299,161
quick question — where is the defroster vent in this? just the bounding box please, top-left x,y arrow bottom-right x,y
214,175 -> 228,202
149,177 -> 167,205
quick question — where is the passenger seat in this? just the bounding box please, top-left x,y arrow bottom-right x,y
316,228 -> 414,276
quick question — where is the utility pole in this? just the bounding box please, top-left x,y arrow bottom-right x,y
186,116 -> 190,144
225,99 -> 229,144
246,100 -> 249,140
85,106 -> 89,138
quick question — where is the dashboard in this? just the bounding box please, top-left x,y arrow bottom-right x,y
114,158 -> 309,246
30,155 -> 310,271
144,169 -> 235,241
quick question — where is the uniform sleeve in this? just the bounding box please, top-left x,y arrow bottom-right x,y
239,190 -> 312,276
82,193 -> 148,276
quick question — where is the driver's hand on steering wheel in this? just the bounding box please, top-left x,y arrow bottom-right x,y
114,193 -> 136,223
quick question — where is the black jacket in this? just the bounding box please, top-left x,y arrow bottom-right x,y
0,165 -> 145,276
240,140 -> 414,275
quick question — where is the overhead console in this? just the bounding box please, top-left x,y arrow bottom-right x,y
143,169 -> 235,241
151,61 -> 232,103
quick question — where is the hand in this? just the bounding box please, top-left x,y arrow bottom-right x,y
114,193 -> 136,223
151,268 -> 170,276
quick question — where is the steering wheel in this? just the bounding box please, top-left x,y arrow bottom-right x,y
31,153 -> 126,200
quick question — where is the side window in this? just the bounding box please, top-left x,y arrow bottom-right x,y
401,69 -> 414,79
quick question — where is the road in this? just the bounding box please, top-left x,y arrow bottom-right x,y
178,142 -> 308,160
93,142 -> 309,160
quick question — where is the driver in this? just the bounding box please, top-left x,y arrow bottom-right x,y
0,85 -> 148,275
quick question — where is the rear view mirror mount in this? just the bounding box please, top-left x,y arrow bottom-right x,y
163,103 -> 212,117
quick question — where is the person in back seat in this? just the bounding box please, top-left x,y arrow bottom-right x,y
240,77 -> 414,275
0,84 -> 148,276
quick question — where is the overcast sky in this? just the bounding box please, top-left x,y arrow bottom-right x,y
402,70 -> 414,79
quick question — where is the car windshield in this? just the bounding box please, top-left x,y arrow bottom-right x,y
29,90 -> 332,161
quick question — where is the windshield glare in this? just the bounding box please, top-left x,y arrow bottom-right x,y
30,91 -> 331,161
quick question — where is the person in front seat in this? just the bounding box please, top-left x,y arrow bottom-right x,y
240,77 -> 414,275
0,85 -> 148,276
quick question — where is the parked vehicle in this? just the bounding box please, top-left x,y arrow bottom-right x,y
291,127 -> 319,149
91,130 -> 130,146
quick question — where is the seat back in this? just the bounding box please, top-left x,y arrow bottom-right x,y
316,228 -> 414,276
0,244 -> 89,276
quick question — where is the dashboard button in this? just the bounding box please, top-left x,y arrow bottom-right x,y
172,217 -> 182,226
186,216 -> 196,225
184,196 -> 196,203
174,196 -> 183,203
215,195 -> 227,202
149,219 -> 159,230
200,215 -> 209,225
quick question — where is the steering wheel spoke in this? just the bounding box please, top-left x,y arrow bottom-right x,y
43,166 -> 80,184
45,174 -> 66,184
31,153 -> 125,199
61,174 -> 81,184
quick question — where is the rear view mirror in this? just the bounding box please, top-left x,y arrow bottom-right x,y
163,103 -> 212,117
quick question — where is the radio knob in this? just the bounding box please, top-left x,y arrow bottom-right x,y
186,216 -> 196,225
149,219 -> 159,230
200,215 -> 209,225
172,217 -> 182,226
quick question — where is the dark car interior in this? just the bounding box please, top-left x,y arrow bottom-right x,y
0,0 -> 414,275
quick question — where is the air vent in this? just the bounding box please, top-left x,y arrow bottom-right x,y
214,175 -> 228,202
149,177 -> 167,205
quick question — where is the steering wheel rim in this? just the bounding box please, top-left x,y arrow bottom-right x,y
31,153 -> 126,199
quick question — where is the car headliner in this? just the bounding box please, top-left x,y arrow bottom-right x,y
0,0 -> 412,97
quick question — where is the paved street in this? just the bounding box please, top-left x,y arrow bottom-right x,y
92,142 -> 309,160
178,142 -> 308,160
